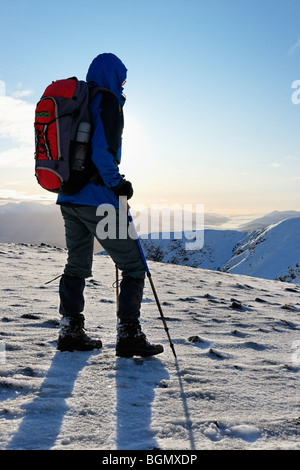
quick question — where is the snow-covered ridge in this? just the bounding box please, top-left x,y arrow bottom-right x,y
141,218 -> 300,284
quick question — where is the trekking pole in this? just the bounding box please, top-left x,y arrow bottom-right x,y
115,265 -> 119,313
127,210 -> 177,359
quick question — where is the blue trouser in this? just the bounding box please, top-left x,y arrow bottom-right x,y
59,205 -> 145,322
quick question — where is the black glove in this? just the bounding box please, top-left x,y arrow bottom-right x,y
112,178 -> 133,200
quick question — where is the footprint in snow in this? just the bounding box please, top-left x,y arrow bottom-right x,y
21,314 -> 41,319
178,297 -> 197,302
186,341 -> 226,359
281,304 -> 299,312
230,299 -> 243,310
188,335 -> 210,349
231,329 -> 248,338
242,341 -> 268,351
234,283 -> 254,290
207,348 -> 226,359
255,297 -> 268,304
285,287 -> 299,293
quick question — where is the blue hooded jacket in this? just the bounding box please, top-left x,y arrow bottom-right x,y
57,53 -> 127,207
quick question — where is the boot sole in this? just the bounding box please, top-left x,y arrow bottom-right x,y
116,345 -> 164,358
57,338 -> 102,352
57,345 -> 102,352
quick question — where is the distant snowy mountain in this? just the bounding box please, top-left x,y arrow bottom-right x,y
224,218 -> 300,283
238,210 -> 300,231
141,218 -> 300,284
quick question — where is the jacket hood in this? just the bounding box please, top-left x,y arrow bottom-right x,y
86,53 -> 127,105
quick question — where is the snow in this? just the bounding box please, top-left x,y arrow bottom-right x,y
226,218 -> 300,281
141,217 -> 300,284
1,242 -> 300,450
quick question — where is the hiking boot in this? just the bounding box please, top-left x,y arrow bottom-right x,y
116,320 -> 164,357
57,314 -> 102,352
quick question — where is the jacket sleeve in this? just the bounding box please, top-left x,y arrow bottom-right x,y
90,92 -> 124,188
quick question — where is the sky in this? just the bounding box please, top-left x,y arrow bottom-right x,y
0,0 -> 300,220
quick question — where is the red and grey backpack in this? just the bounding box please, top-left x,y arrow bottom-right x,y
34,77 -> 101,195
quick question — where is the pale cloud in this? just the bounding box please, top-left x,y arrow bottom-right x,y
0,80 -> 6,96
11,89 -> 34,98
284,155 -> 298,161
0,189 -> 35,200
288,37 -> 300,56
269,163 -> 282,168
0,188 -> 55,202
0,145 -> 34,168
0,86 -> 35,168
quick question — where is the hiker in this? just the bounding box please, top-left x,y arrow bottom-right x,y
56,53 -> 163,357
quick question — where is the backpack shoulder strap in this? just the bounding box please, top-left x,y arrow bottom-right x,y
88,83 -> 117,102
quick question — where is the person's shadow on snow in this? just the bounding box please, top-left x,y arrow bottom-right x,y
115,356 -> 169,450
6,350 -> 94,450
